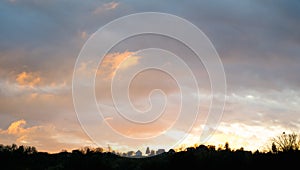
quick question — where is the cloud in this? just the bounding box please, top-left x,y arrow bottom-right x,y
80,31 -> 88,40
0,119 -> 48,145
16,72 -> 41,87
104,1 -> 119,10
0,119 -> 93,153
98,51 -> 140,80
0,0 -> 300,153
6,119 -> 26,135
75,51 -> 140,82
205,122 -> 292,151
93,1 -> 119,15
1,72 -> 68,98
223,89 -> 300,125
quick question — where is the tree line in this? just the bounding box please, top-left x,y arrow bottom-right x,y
0,132 -> 299,169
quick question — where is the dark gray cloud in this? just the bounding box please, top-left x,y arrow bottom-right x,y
2,0 -> 298,75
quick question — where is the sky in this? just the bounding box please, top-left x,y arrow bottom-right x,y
1,0 -> 300,154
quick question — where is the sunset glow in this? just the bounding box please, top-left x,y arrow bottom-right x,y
1,0 -> 299,154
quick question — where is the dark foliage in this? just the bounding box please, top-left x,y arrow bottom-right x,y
1,143 -> 299,170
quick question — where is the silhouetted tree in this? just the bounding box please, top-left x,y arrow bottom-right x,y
61,149 -> 68,153
271,132 -> 300,152
127,151 -> 134,157
207,145 -> 215,151
11,143 -> 18,151
1,137 -> 300,170
271,142 -> 277,153
237,147 -> 244,151
94,147 -> 104,153
168,149 -> 175,154
17,145 -> 25,153
81,146 -> 91,154
224,142 -> 230,151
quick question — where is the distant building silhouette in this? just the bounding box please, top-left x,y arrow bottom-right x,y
145,147 -> 150,155
149,150 -> 155,156
156,149 -> 165,155
135,150 -> 142,157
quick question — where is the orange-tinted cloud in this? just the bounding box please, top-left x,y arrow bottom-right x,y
104,1 -> 119,10
16,71 -> 41,87
6,119 -> 26,135
0,119 -> 38,144
98,51 -> 140,80
0,120 -> 93,153
80,31 -> 88,40
93,1 -> 119,14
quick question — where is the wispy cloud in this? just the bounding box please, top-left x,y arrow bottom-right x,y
93,1 -> 119,15
98,51 -> 139,80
